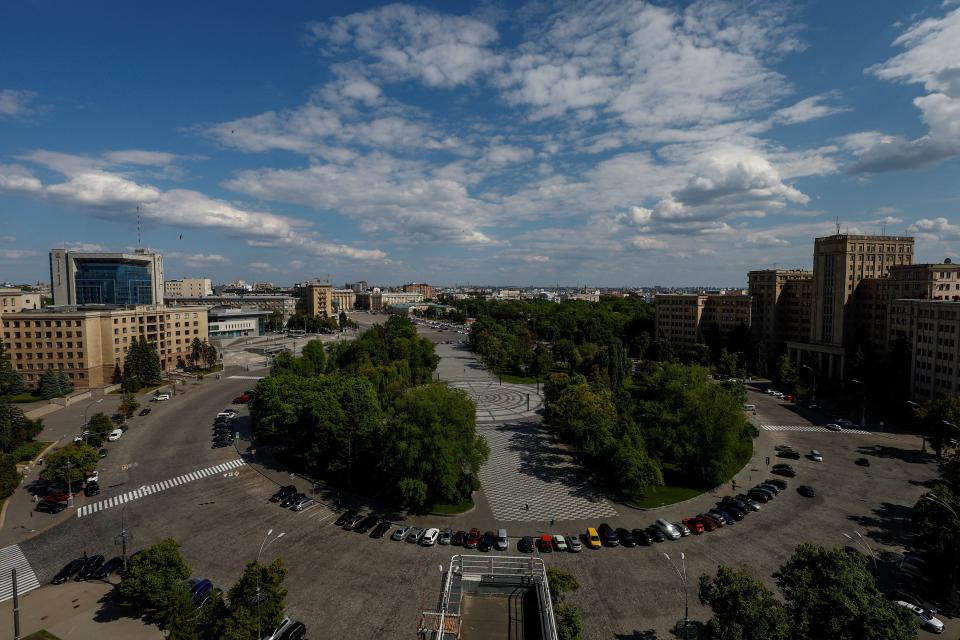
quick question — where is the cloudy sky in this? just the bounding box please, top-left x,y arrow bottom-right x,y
1,1 -> 958,287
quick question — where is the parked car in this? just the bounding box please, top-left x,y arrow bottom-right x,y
138,408 -> 151,416
771,464 -> 795,477
52,558 -> 86,584
674,522 -> 691,537
92,556 -> 123,580
736,494 -> 762,510
810,450 -> 823,462
616,528 -> 636,547
765,478 -> 788,490
270,485 -> 297,503
647,525 -> 666,542
35,500 -> 67,514
342,513 -> 365,531
682,518 -> 705,534
896,601 -> 944,634
370,521 -> 392,539
655,519 -> 681,540
277,621 -> 307,640
478,531 -> 496,552
290,496 -> 312,512
567,535 -> 582,553
537,534 -> 553,553
855,457 -> 871,467
747,490 -> 771,503
280,493 -> 304,508
632,528 -> 653,545
98,448 -> 108,458
391,524 -> 413,541
439,528 -> 453,545
190,579 -> 213,606
697,516 -> 718,532
233,394 -> 250,404
465,528 -> 481,549
709,509 -> 736,526
518,536 -> 535,553
108,429 -> 123,441
84,481 -> 100,497
586,527 -> 602,549
778,449 -> 801,459
698,514 -> 723,529
421,528 -> 440,546
774,444 -> 794,452
496,528 -> 509,551
354,515 -> 379,533
598,523 -> 619,546
798,485 -> 816,498
825,423 -> 843,431
76,555 -> 105,581
452,530 -> 466,546
406,527 -> 426,543
758,482 -> 781,495
153,393 -> 170,401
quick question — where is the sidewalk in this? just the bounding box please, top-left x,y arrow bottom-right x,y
0,579 -> 162,640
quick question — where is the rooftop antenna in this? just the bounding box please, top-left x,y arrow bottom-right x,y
137,205 -> 142,248
835,217 -> 841,235
881,220 -> 886,236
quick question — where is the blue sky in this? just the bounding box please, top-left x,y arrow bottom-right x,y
1,1 -> 958,287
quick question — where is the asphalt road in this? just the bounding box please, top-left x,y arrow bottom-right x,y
11,320 -> 952,639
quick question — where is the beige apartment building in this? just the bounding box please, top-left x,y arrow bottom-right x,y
164,278 -> 212,298
331,289 -> 356,312
0,305 -> 208,389
401,283 -> 435,299
748,270 -> 813,369
355,289 -> 424,311
295,281 -> 334,317
655,293 -> 752,354
0,288 -> 43,313
887,299 -> 960,399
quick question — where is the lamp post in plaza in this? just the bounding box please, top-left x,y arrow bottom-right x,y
662,552 -> 689,640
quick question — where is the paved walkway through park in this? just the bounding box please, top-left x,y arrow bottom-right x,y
434,343 -> 617,522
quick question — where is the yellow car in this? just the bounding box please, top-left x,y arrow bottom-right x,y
586,527 -> 602,549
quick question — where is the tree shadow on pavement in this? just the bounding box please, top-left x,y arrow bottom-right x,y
91,582 -> 140,624
614,630 -> 660,639
855,444 -> 931,465
507,425 -> 609,504
847,501 -> 915,547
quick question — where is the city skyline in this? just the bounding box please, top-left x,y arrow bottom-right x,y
1,1 -> 959,286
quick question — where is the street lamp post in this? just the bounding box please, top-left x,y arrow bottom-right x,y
851,378 -> 867,428
842,531 -> 877,570
81,398 -> 104,440
254,529 -> 286,639
923,493 -> 960,525
662,552 -> 689,640
65,459 -> 74,507
906,400 -> 925,452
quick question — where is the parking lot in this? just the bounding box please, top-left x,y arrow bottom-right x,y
7,324 -> 954,638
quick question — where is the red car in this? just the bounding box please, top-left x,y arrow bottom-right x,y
698,514 -> 721,531
682,517 -> 705,535
44,493 -> 70,504
465,528 -> 481,549
537,534 -> 553,553
232,394 -> 249,404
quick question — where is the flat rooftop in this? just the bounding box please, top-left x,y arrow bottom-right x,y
460,591 -> 540,640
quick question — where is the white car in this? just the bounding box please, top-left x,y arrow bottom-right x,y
825,423 -> 843,432
107,429 -> 123,441
553,535 -> 568,552
86,471 -> 99,484
153,393 -> 170,401
811,449 -> 823,462
655,518 -> 681,540
896,601 -> 944,634
421,528 -> 440,546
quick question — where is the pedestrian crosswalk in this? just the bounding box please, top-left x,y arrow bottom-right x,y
77,458 -> 246,518
761,424 -> 871,435
0,545 -> 40,602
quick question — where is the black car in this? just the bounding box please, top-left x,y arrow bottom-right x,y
518,536 -> 535,553
213,431 -> 234,440
798,485 -> 816,498
719,505 -> 745,520
35,501 -> 67,514
766,478 -> 788,490
98,448 -> 108,458
354,515 -> 379,534
278,621 -> 307,640
771,464 -> 796,478
598,523 -> 619,547
370,521 -> 392,539
334,510 -> 358,527
478,531 -> 496,552
631,528 -> 653,546
84,481 -> 100,497
139,408 -> 151,416
111,413 -> 123,423
280,492 -> 304,508
92,556 -> 124,580
855,457 -> 871,467
778,450 -> 801,459
451,530 -> 467,546
721,497 -> 749,513
342,513 -> 365,531
616,527 -> 636,547
647,526 -> 666,543
270,485 -> 297,502
747,490 -> 770,503
76,555 -> 105,581
52,558 -> 86,584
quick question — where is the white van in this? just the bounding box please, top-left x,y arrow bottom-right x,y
743,404 -> 756,412
655,519 -> 681,540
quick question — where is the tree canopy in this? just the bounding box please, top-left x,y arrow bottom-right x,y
41,442 -> 99,484
117,538 -> 192,619
699,566 -> 790,640
0,338 -> 24,395
122,336 -> 163,392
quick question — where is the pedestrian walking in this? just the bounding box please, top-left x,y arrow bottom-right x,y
550,517 -> 555,527
525,503 -> 529,511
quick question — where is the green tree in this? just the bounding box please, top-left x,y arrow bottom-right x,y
86,412 -> 114,447
910,453 -> 960,604
776,355 -> 799,393
774,543 -> 917,640
0,338 -> 24,395
0,454 -> 19,500
554,603 -> 583,640
339,310 -> 348,331
38,369 -> 63,397
190,338 -> 204,368
0,399 -> 42,453
299,340 -> 326,376
117,538 -> 192,618
398,477 -> 428,509
120,392 -> 140,419
41,442 -> 99,484
203,340 -> 217,369
698,565 -> 790,640
547,568 -> 580,602
57,370 -> 72,395
915,396 -> 960,458
161,583 -> 199,639
266,311 -> 284,332
222,559 -> 288,639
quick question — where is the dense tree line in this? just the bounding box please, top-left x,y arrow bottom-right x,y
122,336 -> 163,392
251,317 -> 486,509
0,338 -> 25,396
0,399 -> 44,499
285,312 -> 339,333
699,544 -> 916,640
189,337 -> 218,369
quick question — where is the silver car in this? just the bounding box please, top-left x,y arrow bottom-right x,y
567,535 -> 582,552
405,527 -> 425,543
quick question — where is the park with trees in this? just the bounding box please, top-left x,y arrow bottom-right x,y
250,316 -> 487,511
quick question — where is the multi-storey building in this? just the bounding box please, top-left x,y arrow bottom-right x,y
163,294 -> 297,321
0,288 -> 43,313
294,281 -> 334,317
355,289 -> 425,311
748,269 -> 813,369
1,305 -> 207,389
655,293 -> 752,354
886,299 -> 960,399
207,307 -> 270,339
164,278 -> 212,298
401,283 -> 435,299
50,248 -> 165,306
345,281 -> 368,294
331,289 -> 356,312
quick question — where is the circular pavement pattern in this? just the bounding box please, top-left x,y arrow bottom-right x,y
448,380 -> 543,426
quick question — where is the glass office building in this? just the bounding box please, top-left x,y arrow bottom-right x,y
74,261 -> 155,305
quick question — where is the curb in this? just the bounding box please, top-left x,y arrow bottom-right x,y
0,441 -> 62,530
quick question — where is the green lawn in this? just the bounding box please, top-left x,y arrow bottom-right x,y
626,485 -> 705,509
24,631 -> 62,640
2,391 -> 49,403
429,498 -> 474,515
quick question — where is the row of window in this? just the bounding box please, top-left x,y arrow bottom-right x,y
6,319 -> 83,328
4,331 -> 83,339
